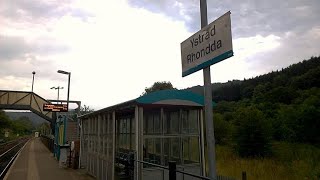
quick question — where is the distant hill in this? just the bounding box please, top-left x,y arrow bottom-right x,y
185,56 -> 320,102
185,56 -> 320,145
5,111 -> 48,126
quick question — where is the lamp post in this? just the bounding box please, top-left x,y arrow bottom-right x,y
57,70 -> 71,110
31,71 -> 36,92
50,86 -> 64,102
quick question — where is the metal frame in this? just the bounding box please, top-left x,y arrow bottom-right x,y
78,90 -> 209,180
0,90 -> 54,122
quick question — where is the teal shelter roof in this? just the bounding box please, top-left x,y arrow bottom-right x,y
79,89 -> 215,118
136,89 -> 214,106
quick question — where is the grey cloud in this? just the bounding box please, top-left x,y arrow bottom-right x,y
0,0 -> 93,23
127,0 -> 320,79
0,35 -> 69,61
127,0 -> 199,30
245,28 -> 320,73
70,8 -> 95,22
0,36 -> 30,60
127,0 -> 320,38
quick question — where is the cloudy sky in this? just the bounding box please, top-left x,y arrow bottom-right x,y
0,0 -> 319,110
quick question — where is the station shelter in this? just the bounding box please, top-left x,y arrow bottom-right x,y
79,90 -> 212,180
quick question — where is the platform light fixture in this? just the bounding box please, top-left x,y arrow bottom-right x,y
57,70 -> 71,111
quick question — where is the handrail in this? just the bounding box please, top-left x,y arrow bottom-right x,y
134,159 -> 210,180
136,160 -> 168,170
176,169 -> 210,180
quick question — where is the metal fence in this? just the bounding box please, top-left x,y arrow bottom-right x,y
40,134 -> 54,153
117,152 -> 239,180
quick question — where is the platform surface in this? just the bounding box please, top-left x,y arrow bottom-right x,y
4,138 -> 94,180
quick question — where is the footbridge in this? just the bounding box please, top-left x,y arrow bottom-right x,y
0,90 -> 55,123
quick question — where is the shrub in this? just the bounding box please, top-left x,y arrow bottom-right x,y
234,106 -> 272,157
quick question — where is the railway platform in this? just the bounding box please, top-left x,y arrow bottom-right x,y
4,138 -> 94,180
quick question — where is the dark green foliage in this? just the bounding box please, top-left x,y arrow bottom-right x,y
234,107 -> 272,157
0,110 -> 12,138
0,110 -> 11,128
0,110 -> 34,139
265,86 -> 298,104
143,81 -> 176,95
188,56 -> 320,147
187,56 -> 320,102
213,113 -> 233,144
13,116 -> 34,134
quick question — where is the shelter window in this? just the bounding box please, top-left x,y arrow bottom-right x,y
183,137 -> 200,164
144,138 -> 161,165
182,109 -> 199,134
144,110 -> 161,135
164,110 -> 180,134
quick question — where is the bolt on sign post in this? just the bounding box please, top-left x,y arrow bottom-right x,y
180,1 -> 233,179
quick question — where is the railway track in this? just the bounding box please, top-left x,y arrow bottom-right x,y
0,138 -> 29,179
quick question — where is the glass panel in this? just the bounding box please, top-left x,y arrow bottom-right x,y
163,113 -> 167,134
154,114 -> 161,134
147,139 -> 154,154
163,138 -> 169,165
104,140 -> 108,156
190,137 -> 200,163
118,134 -> 122,149
121,119 -> 125,133
170,138 -> 180,164
131,134 -> 135,150
183,138 -> 190,164
100,138 -> 103,154
143,114 -> 147,134
131,118 -> 135,133
147,114 -> 153,134
170,112 -> 179,134
153,138 -> 161,164
143,139 -> 153,162
126,134 -> 130,150
182,110 -> 188,134
126,118 -> 130,133
155,138 -> 161,154
189,110 -> 199,134
100,117 -> 104,134
144,138 -> 161,165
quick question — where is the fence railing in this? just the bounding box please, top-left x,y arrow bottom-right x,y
116,152 -> 240,180
40,135 -> 54,153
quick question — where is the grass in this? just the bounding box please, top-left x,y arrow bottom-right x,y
212,142 -> 320,180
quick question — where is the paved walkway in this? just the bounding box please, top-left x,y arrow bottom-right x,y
4,138 -> 94,180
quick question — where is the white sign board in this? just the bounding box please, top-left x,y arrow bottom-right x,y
181,11 -> 233,77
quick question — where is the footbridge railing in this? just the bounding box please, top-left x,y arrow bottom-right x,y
0,90 -> 55,122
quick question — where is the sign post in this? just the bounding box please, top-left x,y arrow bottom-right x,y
180,1 -> 233,179
201,2 -> 216,179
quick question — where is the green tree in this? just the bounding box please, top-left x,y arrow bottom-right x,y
298,95 -> 320,143
143,81 -> 176,95
80,105 -> 95,115
235,106 -> 272,157
0,110 -> 12,138
12,116 -> 34,135
36,122 -> 51,135
273,104 -> 297,141
0,110 -> 11,128
213,113 -> 233,144
252,84 -> 268,103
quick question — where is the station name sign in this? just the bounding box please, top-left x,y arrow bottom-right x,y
181,11 -> 233,77
43,104 -> 68,112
